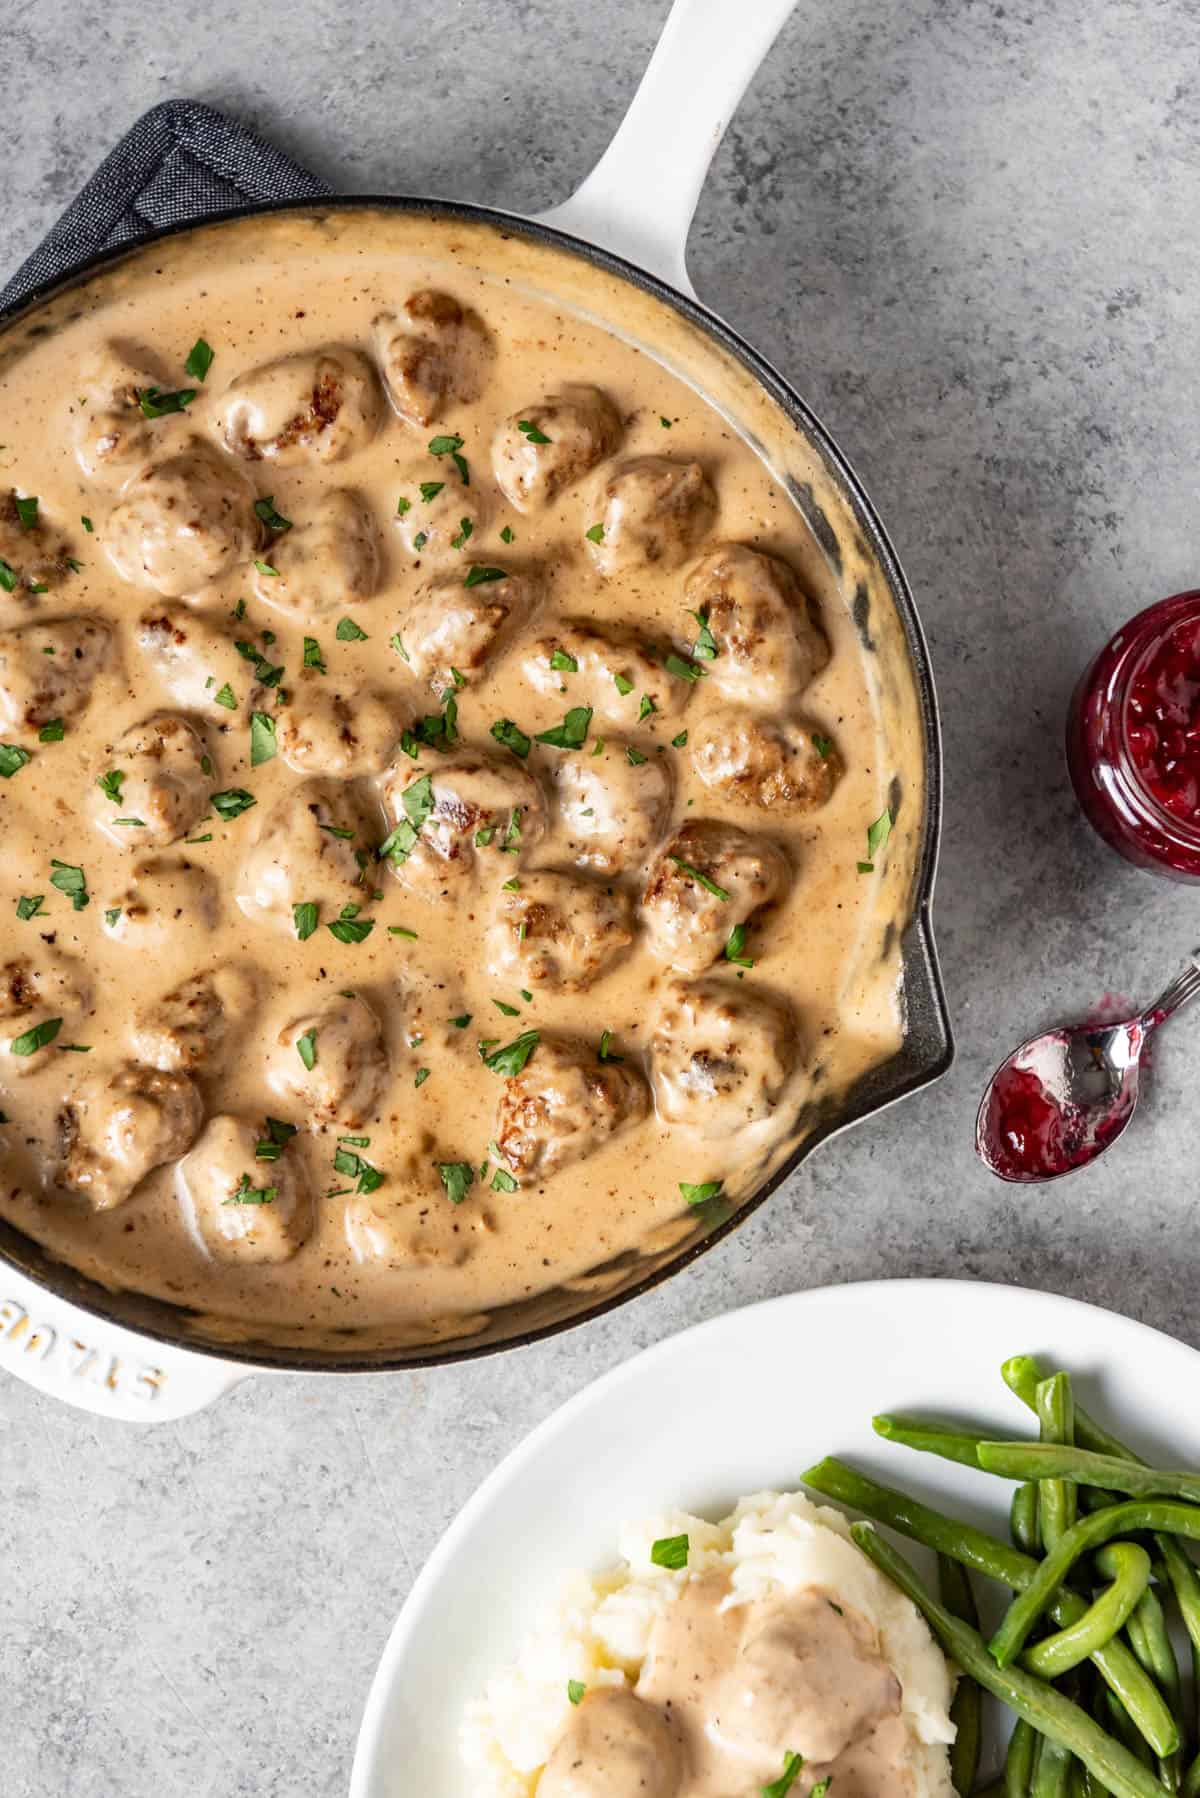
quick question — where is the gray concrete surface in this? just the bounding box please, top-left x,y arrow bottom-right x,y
4,0 -> 1200,1790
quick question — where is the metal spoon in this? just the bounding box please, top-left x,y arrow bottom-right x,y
976,950 -> 1200,1182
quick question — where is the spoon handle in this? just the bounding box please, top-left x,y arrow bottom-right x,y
1143,951 -> 1200,1027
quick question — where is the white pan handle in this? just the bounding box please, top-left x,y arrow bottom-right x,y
0,1260 -> 249,1421
536,0 -> 799,297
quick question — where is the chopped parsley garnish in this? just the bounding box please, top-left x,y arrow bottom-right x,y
535,705 -> 592,750
336,616 -> 368,641
501,808 -> 523,854
428,432 -> 470,483
499,525 -> 514,544
660,414 -> 673,428
490,718 -> 531,759
214,682 -> 237,710
638,694 -> 656,723
650,1533 -> 689,1571
50,859 -> 89,911
451,1013 -> 472,1029
10,1017 -> 61,1057
690,608 -> 718,660
396,495 -> 411,516
250,710 -> 277,766
320,823 -> 355,840
14,494 -> 39,529
184,337 -> 215,382
761,1751 -> 805,1798
16,895 -> 44,920
502,876 -> 520,891
327,910 -> 375,944
475,824 -> 496,847
613,672 -> 634,696
333,1145 -> 383,1192
81,515 -> 94,533
254,495 -> 292,532
680,1179 -> 723,1206
113,817 -> 146,828
293,902 -> 319,941
413,531 -> 428,551
493,998 -> 521,1017
0,744 -> 31,778
0,560 -> 15,592
451,517 -> 473,550
598,1030 -> 623,1063
254,560 -> 279,577
550,648 -> 578,673
185,833 -> 213,844
97,768 -> 125,805
399,730 -> 420,760
38,718 -> 64,742
483,1029 -> 539,1077
664,651 -> 705,683
672,729 -> 689,748
858,807 -> 893,873
223,1175 -> 278,1206
464,564 -> 507,588
390,630 -> 411,664
379,772 -> 434,867
211,787 -> 256,821
388,925 -> 419,940
104,907 -> 122,928
65,556 -> 83,573
492,1167 -> 518,1193
585,523 -> 604,544
418,480 -> 444,504
626,746 -> 648,767
516,419 -> 551,443
812,732 -> 834,760
438,1161 -> 475,1205
414,1067 -> 431,1088
668,855 -> 730,902
567,1680 -> 586,1706
303,637 -> 326,672
255,1117 -> 298,1160
724,923 -> 755,968
138,385 -> 196,418
449,667 -> 466,689
296,1029 -> 318,1071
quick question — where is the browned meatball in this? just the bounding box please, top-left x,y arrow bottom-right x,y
682,543 -> 829,709
178,1114 -> 312,1264
690,710 -> 839,814
250,489 -> 379,620
236,778 -> 376,934
379,753 -> 545,898
521,620 -> 689,727
89,712 -> 211,848
102,857 -> 221,948
554,739 -> 674,875
538,1687 -> 684,1798
214,347 -> 382,465
585,457 -> 716,577
58,1064 -> 203,1210
0,948 -> 92,1076
135,602 -> 256,719
0,490 -> 76,605
105,441 -> 259,597
344,1158 -> 476,1267
373,291 -> 491,427
0,614 -> 111,738
642,820 -> 787,974
71,343 -> 168,483
131,964 -> 255,1074
493,1035 -> 649,1178
393,462 -> 488,565
485,871 -> 634,992
397,569 -> 534,696
648,977 -> 798,1138
275,681 -> 400,778
492,385 -> 621,512
266,993 -> 388,1129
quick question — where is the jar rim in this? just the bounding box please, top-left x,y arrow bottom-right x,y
1115,598 -> 1200,849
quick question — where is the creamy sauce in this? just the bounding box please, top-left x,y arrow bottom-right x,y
0,211 -> 919,1352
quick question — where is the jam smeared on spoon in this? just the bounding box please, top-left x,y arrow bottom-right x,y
977,953 -> 1200,1182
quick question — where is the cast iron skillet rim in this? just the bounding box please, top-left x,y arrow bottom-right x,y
0,192 -> 952,1375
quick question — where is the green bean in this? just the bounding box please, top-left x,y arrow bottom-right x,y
1034,1737 -> 1076,1798
978,1444 -> 1200,1506
1014,1483 -> 1042,1554
941,1553 -> 984,1796
1128,1586 -> 1181,1709
849,1522 -> 1165,1798
1001,1358 -> 1130,1460
1181,1752 -> 1200,1798
1008,1719 -> 1040,1798
1023,1545 -> 1152,1680
1036,1375 -> 1078,1549
1104,1691 -> 1157,1770
988,1501 -> 1200,1668
874,1414 -> 988,1467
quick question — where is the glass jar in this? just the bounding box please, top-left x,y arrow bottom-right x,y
1066,589 -> 1200,880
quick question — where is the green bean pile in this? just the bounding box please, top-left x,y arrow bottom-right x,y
802,1354 -> 1200,1798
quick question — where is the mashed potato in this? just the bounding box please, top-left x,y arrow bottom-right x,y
462,1489 -> 957,1796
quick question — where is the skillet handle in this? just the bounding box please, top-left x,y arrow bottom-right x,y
0,1260 -> 249,1421
535,0 -> 799,297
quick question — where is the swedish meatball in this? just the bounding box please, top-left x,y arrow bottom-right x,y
105,440 -> 259,597
275,681 -> 400,777
0,490 -> 76,605
130,964 -> 255,1073
215,347 -> 381,465
492,384 -> 621,512
379,752 -> 544,898
585,457 -> 716,577
267,993 -> 387,1129
493,1035 -> 649,1178
683,544 -> 829,709
642,820 -> 786,974
90,712 -> 210,848
0,949 -> 92,1075
373,291 -> 490,427
397,569 -> 533,696
485,871 -> 634,992
0,615 -> 111,738
345,1167 -> 477,1267
103,857 -> 220,948
237,777 -> 375,933
58,1064 -> 203,1211
521,621 -> 688,727
555,740 -> 673,875
178,1114 -> 312,1264
690,710 -> 839,814
135,603 -> 255,719
71,343 -> 167,482
648,978 -> 798,1138
393,463 -> 487,564
251,489 -> 379,620
538,1687 -> 684,1798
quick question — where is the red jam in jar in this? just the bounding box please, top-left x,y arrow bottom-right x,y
1067,590 -> 1200,880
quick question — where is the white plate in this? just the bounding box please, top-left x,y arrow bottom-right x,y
350,1278 -> 1200,1796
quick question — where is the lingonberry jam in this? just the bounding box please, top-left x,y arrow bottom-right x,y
1067,590 -> 1200,879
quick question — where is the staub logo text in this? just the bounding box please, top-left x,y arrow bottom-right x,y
0,1298 -> 164,1401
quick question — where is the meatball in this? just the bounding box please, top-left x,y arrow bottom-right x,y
0,490 -> 76,604
178,1114 -> 312,1264
648,978 -> 798,1138
690,710 -> 839,814
0,949 -> 92,1075
585,457 -> 716,577
103,857 -> 220,948
0,615 -> 111,738
276,681 -> 400,778
90,712 -> 211,848
379,752 -> 545,898
266,993 -> 387,1129
105,440 -> 259,597
538,1687 -> 683,1798
345,1159 -> 476,1267
251,489 -> 380,620
71,343 -> 167,483
130,964 -> 256,1073
58,1064 -> 203,1211
683,543 -> 829,709
485,871 -> 634,992
393,463 -> 488,564
372,291 -> 491,427
491,384 -> 621,512
397,569 -> 534,696
214,346 -> 382,465
135,603 -> 257,719
554,740 -> 673,875
493,1035 -> 649,1178
236,777 -> 376,934
521,621 -> 689,727
642,820 -> 787,974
